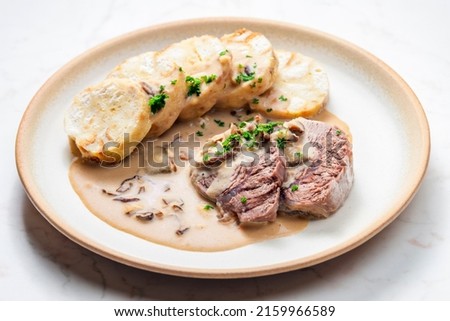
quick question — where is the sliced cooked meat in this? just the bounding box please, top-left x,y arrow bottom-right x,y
191,147 -> 286,223
190,117 -> 288,223
279,118 -> 353,219
190,115 -> 353,223
191,170 -> 218,201
216,147 -> 285,223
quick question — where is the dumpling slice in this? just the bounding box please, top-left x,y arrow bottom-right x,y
64,78 -> 151,163
251,50 -> 329,118
107,51 -> 186,137
215,28 -> 278,109
159,35 -> 232,121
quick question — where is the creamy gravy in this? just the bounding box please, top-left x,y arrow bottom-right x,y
69,109 -> 350,252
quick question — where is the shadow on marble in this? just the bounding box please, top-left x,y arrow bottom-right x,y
19,175 -> 433,300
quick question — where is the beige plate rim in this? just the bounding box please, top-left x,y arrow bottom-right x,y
16,17 -> 430,279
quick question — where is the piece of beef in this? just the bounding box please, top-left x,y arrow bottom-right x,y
190,115 -> 353,223
216,147 -> 285,223
279,118 -> 353,219
190,146 -> 286,223
190,168 -> 217,201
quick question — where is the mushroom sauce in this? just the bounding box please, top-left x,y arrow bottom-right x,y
69,109 -> 350,252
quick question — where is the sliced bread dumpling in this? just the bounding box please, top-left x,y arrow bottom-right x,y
64,78 -> 151,163
159,35 -> 232,121
251,50 -> 329,118
215,28 -> 278,109
107,51 -> 186,137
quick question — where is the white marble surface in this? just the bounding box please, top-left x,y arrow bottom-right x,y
1,0 -> 449,300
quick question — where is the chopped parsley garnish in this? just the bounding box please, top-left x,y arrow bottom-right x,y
257,77 -> 263,83
242,131 -> 254,140
186,74 -> 217,96
240,196 -> 247,204
221,133 -> 241,153
200,122 -> 205,129
279,95 -> 288,101
204,204 -> 214,210
170,79 -> 177,85
186,76 -> 202,96
294,151 -> 303,159
250,82 -> 256,88
179,67 -> 183,72
253,62 -> 257,69
266,108 -> 273,112
238,63 -> 244,69
235,71 -> 255,84
201,74 -> 217,84
291,184 -> 299,192
148,86 -> 168,114
214,121 -> 284,157
252,98 -> 259,104
219,49 -> 229,56
336,129 -> 342,136
202,153 -> 210,161
245,54 -> 253,58
276,137 -> 287,149
255,121 -> 281,134
214,119 -> 225,127
196,130 -> 204,137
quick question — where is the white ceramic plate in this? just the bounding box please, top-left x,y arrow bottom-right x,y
16,18 -> 429,278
